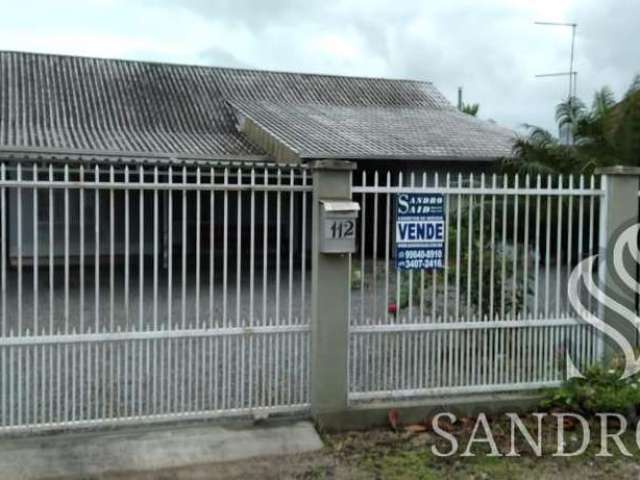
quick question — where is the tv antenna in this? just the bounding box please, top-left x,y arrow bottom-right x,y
535,21 -> 578,143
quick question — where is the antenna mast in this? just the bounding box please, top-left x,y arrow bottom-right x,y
535,21 -> 578,144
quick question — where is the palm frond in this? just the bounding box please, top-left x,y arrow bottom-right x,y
625,74 -> 640,98
555,96 -> 586,130
591,86 -> 616,118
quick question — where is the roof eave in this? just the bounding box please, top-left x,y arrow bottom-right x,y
298,153 -> 513,162
0,145 -> 271,166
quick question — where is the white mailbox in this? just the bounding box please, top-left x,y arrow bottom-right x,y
319,200 -> 360,253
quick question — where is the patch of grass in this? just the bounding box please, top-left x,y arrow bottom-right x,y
355,443 -> 549,480
360,449 -> 440,480
325,415 -> 640,480
299,464 -> 335,479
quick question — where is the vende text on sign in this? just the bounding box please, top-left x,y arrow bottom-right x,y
395,193 -> 445,270
396,221 -> 444,242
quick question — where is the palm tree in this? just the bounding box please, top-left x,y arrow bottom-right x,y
555,96 -> 586,134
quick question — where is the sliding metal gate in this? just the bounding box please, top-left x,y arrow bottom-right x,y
349,171 -> 602,401
0,159 -> 311,433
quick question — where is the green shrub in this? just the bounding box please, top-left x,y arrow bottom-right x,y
541,361 -> 640,416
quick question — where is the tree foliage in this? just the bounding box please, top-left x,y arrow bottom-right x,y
506,75 -> 640,175
462,102 -> 479,116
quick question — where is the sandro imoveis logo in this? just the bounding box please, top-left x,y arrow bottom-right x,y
567,223 -> 640,379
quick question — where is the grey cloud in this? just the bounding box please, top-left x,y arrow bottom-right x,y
199,46 -> 249,69
23,0 -> 638,134
150,0 -> 329,29
140,0 -> 640,132
159,1 -> 562,131
567,0 -> 640,99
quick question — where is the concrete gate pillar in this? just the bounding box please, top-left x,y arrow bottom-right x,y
309,160 -> 356,422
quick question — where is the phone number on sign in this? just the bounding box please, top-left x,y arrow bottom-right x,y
398,259 -> 444,269
398,249 -> 443,260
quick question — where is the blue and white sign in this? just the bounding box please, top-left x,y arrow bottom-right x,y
396,193 -> 445,270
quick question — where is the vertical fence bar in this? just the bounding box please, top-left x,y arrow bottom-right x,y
523,175 -> 530,319
300,169 -> 307,323
0,163 -> 5,338
181,166 -> 187,330
109,166 -> 115,332
477,174 -> 485,320
384,171 -> 391,325
576,175 -> 585,365
454,173 -> 462,322
511,174 -> 519,319
466,174 -> 474,321
181,167 -> 188,410
288,170 -> 295,326
124,166 -> 130,329
17,164 -> 23,335
262,168 -> 268,324
249,168 -> 256,325
500,175 -> 508,319
195,167 -> 201,328
139,165 -> 146,330
94,165 -> 100,333
222,168 -> 228,325
0,163 -> 4,428
489,174 -> 496,319
167,166 -> 173,329
408,172 -> 415,322
443,173 -> 451,321
153,167 -> 159,331
33,164 -> 39,334
209,167 -> 215,328
360,171 -> 366,323
534,175 -> 541,319
555,175 -> 563,317
544,176 -> 552,318
236,168 -> 242,327
276,168 -> 282,325
373,171 -> 379,322
431,173 -> 439,321
153,168 -> 159,413
396,172 -> 402,321
78,166 -> 85,334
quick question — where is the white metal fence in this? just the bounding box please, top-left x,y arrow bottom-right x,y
0,160 -> 621,433
0,159 -> 312,433
349,171 -> 602,401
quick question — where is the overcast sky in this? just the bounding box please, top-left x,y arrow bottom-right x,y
0,0 -> 637,133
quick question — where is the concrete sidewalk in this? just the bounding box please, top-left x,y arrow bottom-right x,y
0,421 -> 324,479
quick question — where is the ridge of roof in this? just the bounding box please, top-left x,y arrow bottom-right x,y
0,49 -> 434,87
